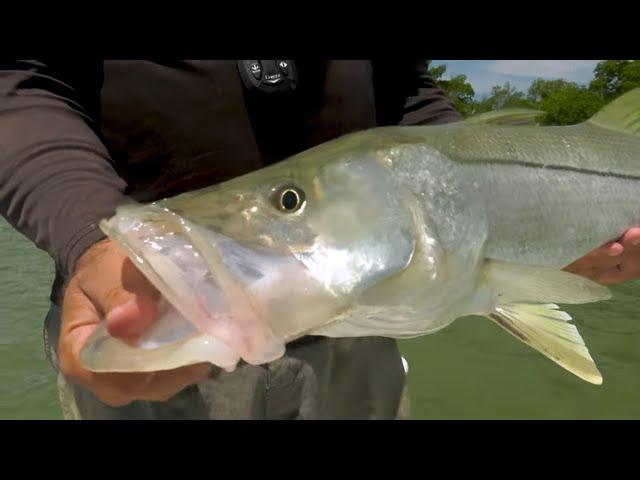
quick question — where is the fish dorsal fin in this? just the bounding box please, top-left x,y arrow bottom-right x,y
587,88 -> 640,135
464,108 -> 545,126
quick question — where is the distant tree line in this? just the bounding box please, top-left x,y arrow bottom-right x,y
430,60 -> 640,125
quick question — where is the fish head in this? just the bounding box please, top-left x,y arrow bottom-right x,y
99,137 -> 423,365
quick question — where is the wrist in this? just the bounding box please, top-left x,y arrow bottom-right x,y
61,224 -> 109,278
75,236 -> 112,273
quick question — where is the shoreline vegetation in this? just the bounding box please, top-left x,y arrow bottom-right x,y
430,60 -> 640,125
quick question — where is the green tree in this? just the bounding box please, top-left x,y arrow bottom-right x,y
475,82 -> 534,113
428,63 -> 447,82
522,60 -> 640,126
527,78 -> 578,104
589,60 -> 640,100
536,84 -> 604,125
620,61 -> 640,93
430,60 -> 639,125
428,63 -> 476,117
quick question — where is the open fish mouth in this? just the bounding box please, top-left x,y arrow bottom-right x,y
80,204 -> 291,373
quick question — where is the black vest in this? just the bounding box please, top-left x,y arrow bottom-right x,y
99,60 -> 419,202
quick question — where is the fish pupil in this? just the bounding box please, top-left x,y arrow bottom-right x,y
281,189 -> 300,211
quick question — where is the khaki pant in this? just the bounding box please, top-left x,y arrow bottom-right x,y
46,304 -> 410,420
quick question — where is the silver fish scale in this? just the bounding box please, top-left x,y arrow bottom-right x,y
406,123 -> 640,268
387,143 -> 487,259
426,123 -> 640,175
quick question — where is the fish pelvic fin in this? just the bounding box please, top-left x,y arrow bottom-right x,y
588,87 -> 640,136
486,303 -> 602,385
478,260 -> 610,385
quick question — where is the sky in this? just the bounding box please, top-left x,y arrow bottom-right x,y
432,60 -> 600,99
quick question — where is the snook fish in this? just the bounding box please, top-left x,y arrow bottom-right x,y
80,89 -> 640,385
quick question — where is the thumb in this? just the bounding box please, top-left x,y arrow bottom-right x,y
104,292 -> 158,339
103,257 -> 161,339
76,239 -> 161,340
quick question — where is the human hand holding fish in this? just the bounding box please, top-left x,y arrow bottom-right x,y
59,238 -> 212,406
564,227 -> 640,284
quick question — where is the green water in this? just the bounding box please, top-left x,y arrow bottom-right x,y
2,217 -> 640,419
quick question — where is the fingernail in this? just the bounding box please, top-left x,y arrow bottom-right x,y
633,238 -> 640,246
607,248 -> 623,256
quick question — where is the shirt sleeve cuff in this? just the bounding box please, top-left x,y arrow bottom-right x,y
57,221 -> 108,279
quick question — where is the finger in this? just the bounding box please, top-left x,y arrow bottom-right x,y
100,257 -> 159,314
105,259 -> 160,339
594,267 -> 629,285
602,241 -> 625,257
60,325 -> 213,407
136,363 -> 214,402
105,294 -> 158,339
75,371 -> 157,407
620,227 -> 640,249
80,254 -> 160,339
565,267 -> 605,282
58,287 -> 104,383
120,255 -> 161,301
60,311 -> 214,406
92,363 -> 213,405
564,241 -> 624,275
587,241 -> 624,263
586,257 -> 640,284
78,241 -> 160,313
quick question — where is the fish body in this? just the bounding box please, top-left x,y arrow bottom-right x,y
80,89 -> 640,384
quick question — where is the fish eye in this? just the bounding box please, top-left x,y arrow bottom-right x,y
273,185 -> 306,213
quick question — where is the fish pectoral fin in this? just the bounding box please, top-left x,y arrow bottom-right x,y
464,108 -> 545,126
483,259 -> 612,305
486,302 -> 602,385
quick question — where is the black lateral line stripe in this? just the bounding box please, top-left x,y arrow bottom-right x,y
472,159 -> 640,181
